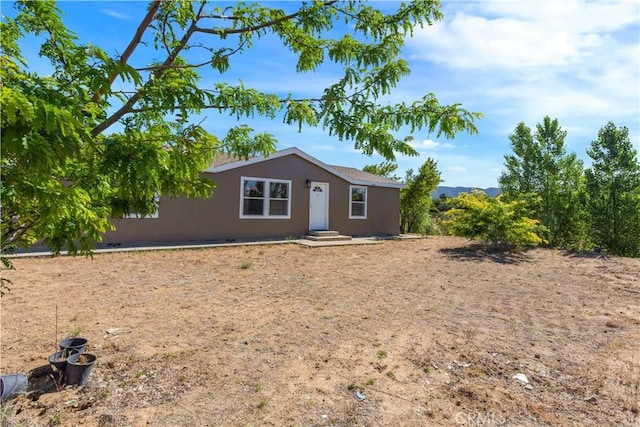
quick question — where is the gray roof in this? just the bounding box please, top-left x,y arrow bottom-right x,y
329,165 -> 402,186
205,147 -> 405,189
211,152 -> 243,167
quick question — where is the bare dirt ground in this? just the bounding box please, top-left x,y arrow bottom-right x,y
1,236 -> 639,426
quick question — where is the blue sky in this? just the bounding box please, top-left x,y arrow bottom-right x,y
4,1 -> 639,188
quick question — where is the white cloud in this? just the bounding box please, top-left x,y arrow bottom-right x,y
100,9 -> 131,20
403,0 -> 638,171
409,139 -> 455,150
408,0 -> 639,71
479,0 -> 638,33
410,13 -> 579,69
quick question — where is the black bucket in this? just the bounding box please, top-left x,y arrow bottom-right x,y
59,337 -> 88,356
65,353 -> 97,386
48,350 -> 78,379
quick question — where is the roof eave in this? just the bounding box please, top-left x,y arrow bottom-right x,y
349,179 -> 406,189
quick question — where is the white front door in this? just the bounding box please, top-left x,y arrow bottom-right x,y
309,182 -> 329,231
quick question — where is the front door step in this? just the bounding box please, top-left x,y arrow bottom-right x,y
305,231 -> 352,241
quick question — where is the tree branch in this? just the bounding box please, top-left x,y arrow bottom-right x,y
193,1 -> 337,36
126,97 -> 339,115
1,216 -> 38,251
91,2 -> 206,137
91,0 -> 163,105
134,39 -> 247,72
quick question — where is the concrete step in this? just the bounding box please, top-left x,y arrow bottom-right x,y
304,231 -> 352,242
309,230 -> 340,237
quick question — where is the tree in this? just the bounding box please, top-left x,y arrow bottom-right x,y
363,161 -> 400,181
1,1 -> 481,259
585,122 -> 640,257
442,190 -> 546,251
399,158 -> 441,234
432,193 -> 449,212
498,116 -> 587,248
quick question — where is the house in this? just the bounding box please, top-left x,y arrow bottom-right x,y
102,147 -> 405,245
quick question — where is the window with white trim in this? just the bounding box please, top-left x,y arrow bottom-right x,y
240,177 -> 291,218
349,185 -> 367,219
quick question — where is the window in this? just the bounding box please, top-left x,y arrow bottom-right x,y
240,177 -> 291,218
350,186 -> 367,219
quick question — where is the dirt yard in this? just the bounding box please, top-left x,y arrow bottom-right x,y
1,236 -> 639,426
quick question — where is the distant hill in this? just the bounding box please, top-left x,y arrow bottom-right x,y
431,186 -> 501,199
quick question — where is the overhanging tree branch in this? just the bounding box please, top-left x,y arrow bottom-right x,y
193,1 -> 337,36
91,0 -> 163,105
91,2 -> 205,137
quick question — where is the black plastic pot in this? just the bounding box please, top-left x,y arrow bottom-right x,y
48,351 -> 67,375
59,337 -> 88,356
48,350 -> 78,379
65,353 -> 97,386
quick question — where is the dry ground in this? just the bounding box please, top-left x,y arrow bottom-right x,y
1,236 -> 639,427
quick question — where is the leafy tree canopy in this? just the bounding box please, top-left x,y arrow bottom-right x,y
498,116 -> 586,247
1,0 -> 481,256
585,122 -> 640,257
363,161 -> 400,181
400,157 -> 441,234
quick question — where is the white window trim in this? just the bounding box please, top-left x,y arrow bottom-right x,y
239,176 -> 292,219
349,185 -> 367,219
124,194 -> 159,219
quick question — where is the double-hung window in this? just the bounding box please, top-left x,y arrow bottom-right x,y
349,186 -> 367,219
240,177 -> 291,218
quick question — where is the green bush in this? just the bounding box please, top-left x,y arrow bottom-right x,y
442,190 -> 546,251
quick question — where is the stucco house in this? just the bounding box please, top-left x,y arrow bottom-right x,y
101,147 -> 404,245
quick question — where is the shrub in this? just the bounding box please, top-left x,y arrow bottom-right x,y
442,190 -> 546,251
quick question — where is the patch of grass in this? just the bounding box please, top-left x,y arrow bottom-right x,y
49,413 -> 61,426
377,350 -> 388,358
136,370 -> 146,379
254,382 -> 262,392
607,340 -> 626,350
386,371 -> 396,380
257,398 -> 268,409
239,260 -> 253,269
165,351 -> 177,359
0,404 -> 17,426
70,325 -> 84,336
423,366 -> 430,374
366,378 -> 375,386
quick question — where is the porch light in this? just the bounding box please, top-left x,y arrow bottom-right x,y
305,179 -> 312,189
